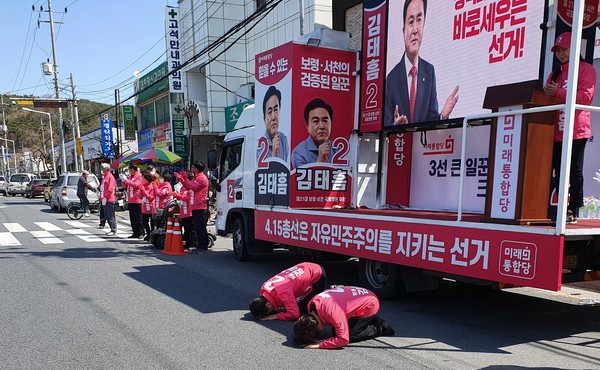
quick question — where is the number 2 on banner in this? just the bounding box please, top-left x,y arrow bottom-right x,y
332,137 -> 349,166
257,136 -> 269,168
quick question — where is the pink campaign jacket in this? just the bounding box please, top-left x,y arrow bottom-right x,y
307,286 -> 380,349
173,188 -> 192,218
154,181 -> 173,210
260,262 -> 324,321
139,182 -> 155,215
180,172 -> 208,211
100,172 -> 117,203
122,171 -> 143,204
546,61 -> 596,142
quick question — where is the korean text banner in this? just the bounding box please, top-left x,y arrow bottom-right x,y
289,44 -> 357,209
254,43 -> 294,207
385,0 -> 543,125
100,113 -> 114,159
255,209 -> 564,291
360,0 -> 388,132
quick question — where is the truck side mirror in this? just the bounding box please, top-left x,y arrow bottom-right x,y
207,149 -> 217,170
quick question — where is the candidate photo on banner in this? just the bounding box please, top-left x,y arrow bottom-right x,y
383,0 -> 545,212
254,43 -> 293,207
289,44 -> 357,209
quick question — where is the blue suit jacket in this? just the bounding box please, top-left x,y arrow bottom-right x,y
384,54 -> 440,126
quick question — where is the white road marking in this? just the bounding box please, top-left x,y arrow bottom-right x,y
34,222 -> 62,231
65,229 -> 103,242
30,230 -> 64,244
64,221 -> 92,228
0,232 -> 21,246
4,223 -> 27,232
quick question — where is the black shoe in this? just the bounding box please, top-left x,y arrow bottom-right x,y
143,235 -> 149,241
98,224 -> 105,229
128,234 -> 138,239
377,318 -> 395,336
195,248 -> 208,254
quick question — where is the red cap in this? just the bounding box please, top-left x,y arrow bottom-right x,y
551,32 -> 571,52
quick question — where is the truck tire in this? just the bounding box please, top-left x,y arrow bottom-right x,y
358,259 -> 405,299
233,218 -> 251,261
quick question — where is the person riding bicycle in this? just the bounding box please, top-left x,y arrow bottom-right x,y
77,170 -> 96,217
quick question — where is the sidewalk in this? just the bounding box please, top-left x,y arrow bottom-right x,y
505,280 -> 600,306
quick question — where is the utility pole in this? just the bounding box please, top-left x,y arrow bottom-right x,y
70,73 -> 83,170
46,0 -> 68,173
1,94 -> 8,177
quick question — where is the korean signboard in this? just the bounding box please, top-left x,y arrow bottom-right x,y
165,6 -> 183,92
379,0 -> 544,212
122,105 -> 136,141
254,42 -> 357,209
100,113 -> 115,159
225,100 -> 253,132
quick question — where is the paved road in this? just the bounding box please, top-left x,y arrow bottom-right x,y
1,195 -> 599,369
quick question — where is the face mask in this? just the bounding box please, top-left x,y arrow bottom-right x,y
159,178 -> 164,183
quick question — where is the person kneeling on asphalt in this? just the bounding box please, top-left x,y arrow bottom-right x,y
249,262 -> 327,321
293,286 -> 395,349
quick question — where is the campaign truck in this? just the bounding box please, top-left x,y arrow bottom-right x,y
209,1 -> 600,298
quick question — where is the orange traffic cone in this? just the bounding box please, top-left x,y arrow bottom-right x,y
165,218 -> 187,256
162,217 -> 174,254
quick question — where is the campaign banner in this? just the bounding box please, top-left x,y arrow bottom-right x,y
289,44 -> 357,208
381,0 -> 544,212
122,105 -> 136,141
100,113 -> 114,159
255,209 -> 564,291
359,0 -> 388,133
254,43 -> 294,207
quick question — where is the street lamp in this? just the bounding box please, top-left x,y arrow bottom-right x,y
22,108 -> 57,178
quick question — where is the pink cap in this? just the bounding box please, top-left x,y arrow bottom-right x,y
551,32 -> 571,52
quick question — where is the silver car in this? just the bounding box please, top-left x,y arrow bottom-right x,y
50,172 -> 99,212
0,176 -> 6,195
7,173 -> 38,196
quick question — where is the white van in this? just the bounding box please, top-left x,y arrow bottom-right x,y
7,173 -> 38,196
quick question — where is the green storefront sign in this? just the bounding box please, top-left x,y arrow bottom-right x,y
137,62 -> 169,103
224,100 -> 253,132
122,105 -> 136,140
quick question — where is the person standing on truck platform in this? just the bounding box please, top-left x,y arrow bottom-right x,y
100,163 -> 118,236
249,262 -> 328,321
76,170 -> 95,217
174,161 -> 209,254
291,98 -> 338,168
258,85 -> 289,161
543,32 -> 596,224
293,286 -> 395,349
384,0 -> 459,126
121,164 -> 145,239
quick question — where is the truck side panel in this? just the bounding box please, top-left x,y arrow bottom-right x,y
255,209 -> 564,291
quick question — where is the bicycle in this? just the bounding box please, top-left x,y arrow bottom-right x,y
66,199 -> 101,220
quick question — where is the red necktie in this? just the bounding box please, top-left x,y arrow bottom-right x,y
409,65 -> 417,122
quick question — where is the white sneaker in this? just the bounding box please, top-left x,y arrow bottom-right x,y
85,212 -> 90,217
106,231 -> 116,236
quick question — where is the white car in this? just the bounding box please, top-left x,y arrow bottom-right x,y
0,175 -> 6,195
50,172 -> 99,212
7,173 -> 38,196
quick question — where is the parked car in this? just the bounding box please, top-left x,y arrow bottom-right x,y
50,172 -> 99,212
26,178 -> 50,198
44,178 -> 57,202
0,176 -> 6,195
7,173 -> 38,196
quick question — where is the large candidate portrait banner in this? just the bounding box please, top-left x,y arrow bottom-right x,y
383,0 -> 544,212
289,44 -> 357,209
255,43 -> 294,207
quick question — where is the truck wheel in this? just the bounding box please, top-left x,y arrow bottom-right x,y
233,218 -> 251,261
358,259 -> 405,299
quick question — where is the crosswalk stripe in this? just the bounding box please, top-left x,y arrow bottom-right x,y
0,232 -> 21,246
34,222 -> 62,231
65,229 -> 103,242
64,221 -> 92,228
4,223 -> 27,232
30,230 -> 64,244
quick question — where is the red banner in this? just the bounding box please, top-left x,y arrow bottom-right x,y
359,0 -> 388,133
255,209 -> 564,291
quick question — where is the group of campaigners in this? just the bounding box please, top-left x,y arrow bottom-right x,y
249,262 -> 395,349
77,160 -> 211,253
